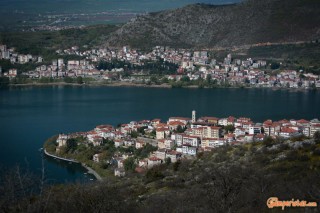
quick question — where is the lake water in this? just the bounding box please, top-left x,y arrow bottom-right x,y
0,86 -> 319,183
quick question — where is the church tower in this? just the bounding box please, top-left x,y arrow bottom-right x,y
192,110 -> 196,123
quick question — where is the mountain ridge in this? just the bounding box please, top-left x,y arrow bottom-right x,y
106,0 -> 320,49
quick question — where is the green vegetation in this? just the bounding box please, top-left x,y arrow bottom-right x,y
43,135 -> 58,153
134,144 -> 157,159
224,124 -> 235,133
0,77 -> 10,88
98,58 -> 179,75
124,157 -> 136,172
247,43 -> 320,74
0,24 -> 118,61
314,131 -> 320,144
0,59 -> 39,74
44,137 -> 157,178
3,136 -> 320,212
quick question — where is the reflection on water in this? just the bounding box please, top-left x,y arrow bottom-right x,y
42,152 -> 96,184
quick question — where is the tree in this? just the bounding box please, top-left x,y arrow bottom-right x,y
314,131 -> 320,144
76,76 -> 83,84
64,77 -> 73,83
176,125 -> 184,133
137,127 -> 146,135
224,125 -> 235,133
66,138 -> 78,153
180,76 -> 190,82
161,77 -> 169,84
165,157 -> 171,165
150,76 -> 158,84
124,157 -> 136,172
130,131 -> 138,138
263,136 -> 275,147
270,62 -> 280,70
206,74 -> 212,84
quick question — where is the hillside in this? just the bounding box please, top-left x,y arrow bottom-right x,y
106,0 -> 320,49
1,136 -> 320,212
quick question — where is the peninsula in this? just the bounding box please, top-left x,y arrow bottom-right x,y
44,111 -> 320,179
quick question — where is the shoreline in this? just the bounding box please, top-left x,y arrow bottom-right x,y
43,148 -> 102,181
7,81 -> 318,91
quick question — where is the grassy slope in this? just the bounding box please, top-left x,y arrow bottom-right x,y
0,24 -> 119,72
2,137 -> 320,212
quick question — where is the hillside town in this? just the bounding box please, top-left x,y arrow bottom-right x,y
1,44 -> 320,88
54,111 -> 320,177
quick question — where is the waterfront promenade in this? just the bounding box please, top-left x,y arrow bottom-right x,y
44,149 -> 102,181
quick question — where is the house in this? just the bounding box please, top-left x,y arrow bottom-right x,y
115,158 -> 124,168
310,124 -> 320,137
182,145 -> 197,155
136,141 -> 145,149
190,126 -> 221,138
138,120 -> 150,127
155,149 -> 167,160
188,147 -> 197,155
218,118 -> 228,126
301,126 -> 311,137
176,146 -> 183,153
174,133 -> 185,146
166,150 -> 182,163
296,119 -> 310,127
56,134 -> 69,147
124,139 -> 135,147
114,168 -> 125,177
114,131 -> 125,139
147,157 -> 162,169
235,127 -> 246,137
270,122 -> 281,136
168,117 -> 190,125
157,139 -> 166,149
138,159 -> 148,168
279,127 -> 300,138
224,133 -> 235,143
204,126 -> 222,138
249,126 -> 262,135
202,138 -> 226,148
92,136 -> 103,146
183,135 -> 200,147
197,117 -> 219,124
168,121 -> 186,131
156,127 -> 170,140
93,153 -> 101,163
164,139 -> 175,149
151,119 -> 161,126
114,139 -> 124,147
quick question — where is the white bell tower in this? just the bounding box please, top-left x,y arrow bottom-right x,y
192,110 -> 196,123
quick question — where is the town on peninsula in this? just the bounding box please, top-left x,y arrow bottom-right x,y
44,110 -> 320,179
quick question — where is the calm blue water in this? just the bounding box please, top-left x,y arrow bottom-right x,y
0,86 -> 319,182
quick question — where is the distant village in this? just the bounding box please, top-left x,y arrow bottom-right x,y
55,111 -> 320,177
1,44 -> 320,88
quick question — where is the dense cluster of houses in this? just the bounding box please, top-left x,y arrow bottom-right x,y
56,45 -> 320,88
55,111 -> 320,177
1,43 -> 320,88
0,44 -> 43,65
24,58 -> 101,79
0,44 -> 43,78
